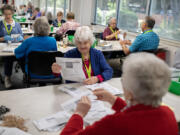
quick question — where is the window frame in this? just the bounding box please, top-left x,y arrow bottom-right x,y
94,0 -> 180,43
43,0 -> 70,17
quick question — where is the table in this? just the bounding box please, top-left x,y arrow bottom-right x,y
0,41 -> 123,57
0,78 -> 179,135
22,28 -> 58,35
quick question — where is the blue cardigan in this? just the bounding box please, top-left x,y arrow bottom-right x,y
15,36 -> 57,79
64,48 -> 113,81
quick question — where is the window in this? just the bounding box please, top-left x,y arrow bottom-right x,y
56,0 -> 69,17
150,0 -> 180,41
47,0 -> 54,13
95,0 -> 117,25
39,0 -> 70,17
118,0 -> 148,32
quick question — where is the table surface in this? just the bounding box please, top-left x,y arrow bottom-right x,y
0,78 -> 179,135
0,41 -> 124,56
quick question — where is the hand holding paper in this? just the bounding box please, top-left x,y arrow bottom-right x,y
75,96 -> 91,117
55,57 -> 86,82
51,63 -> 61,74
93,89 -> 117,105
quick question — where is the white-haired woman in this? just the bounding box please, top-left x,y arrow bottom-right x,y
60,53 -> 178,135
15,17 -> 57,79
52,26 -> 113,85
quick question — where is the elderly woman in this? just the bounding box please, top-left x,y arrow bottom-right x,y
15,17 -> 57,79
0,4 -> 24,88
103,18 -> 120,40
60,53 -> 178,135
56,12 -> 80,36
53,11 -> 66,27
46,12 -> 53,25
52,26 -> 113,85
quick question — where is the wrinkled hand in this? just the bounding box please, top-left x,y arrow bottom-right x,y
93,89 -> 117,105
4,35 -> 13,41
115,30 -> 121,35
83,76 -> 99,85
124,40 -> 131,45
51,63 -> 61,74
75,96 -> 91,117
16,35 -> 24,42
119,39 -> 126,46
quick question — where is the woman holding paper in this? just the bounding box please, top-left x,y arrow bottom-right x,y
60,53 -> 178,135
0,4 -> 24,89
52,26 -> 113,85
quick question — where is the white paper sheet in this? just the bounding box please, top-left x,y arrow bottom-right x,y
33,111 -> 70,132
0,127 -> 31,135
61,96 -> 114,125
85,82 -> 123,95
56,57 -> 86,82
58,85 -> 96,98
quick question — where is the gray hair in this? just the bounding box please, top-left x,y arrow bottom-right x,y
122,53 -> 171,107
108,17 -> 116,25
34,17 -> 50,36
74,26 -> 95,45
46,12 -> 53,20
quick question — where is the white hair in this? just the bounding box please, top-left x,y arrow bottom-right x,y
74,26 -> 95,45
108,17 -> 116,25
122,53 -> 171,107
34,17 -> 50,36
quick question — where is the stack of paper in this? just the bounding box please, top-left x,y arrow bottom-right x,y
33,111 -> 70,132
61,97 -> 114,125
2,46 -> 16,53
58,85 -> 94,97
85,82 -> 123,95
0,127 -> 31,135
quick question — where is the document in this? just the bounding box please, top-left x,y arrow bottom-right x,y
56,57 -> 86,82
0,127 -> 31,135
33,111 -> 70,132
85,82 -> 123,95
58,85 -> 94,97
61,96 -> 114,125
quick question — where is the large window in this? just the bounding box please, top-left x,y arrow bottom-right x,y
118,0 -> 148,32
40,0 -> 70,17
94,0 -> 180,42
56,0 -> 69,17
150,0 -> 180,41
47,0 -> 54,13
95,0 -> 117,25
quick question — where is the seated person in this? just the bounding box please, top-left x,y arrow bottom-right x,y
15,17 -> 57,79
0,4 -> 24,89
30,7 -> 41,20
56,12 -> 80,36
46,12 -> 53,25
60,53 -> 178,135
120,16 -> 159,55
26,2 -> 33,17
103,18 -> 120,40
53,11 -> 66,27
173,49 -> 180,69
52,26 -> 113,85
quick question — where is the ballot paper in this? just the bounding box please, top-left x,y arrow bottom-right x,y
2,46 -> 17,53
85,82 -> 123,95
61,96 -> 114,125
58,85 -> 94,97
118,34 -> 124,40
56,57 -> 86,82
0,127 -> 31,135
33,111 -> 70,132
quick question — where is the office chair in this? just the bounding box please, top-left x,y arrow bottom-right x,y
25,51 -> 64,87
